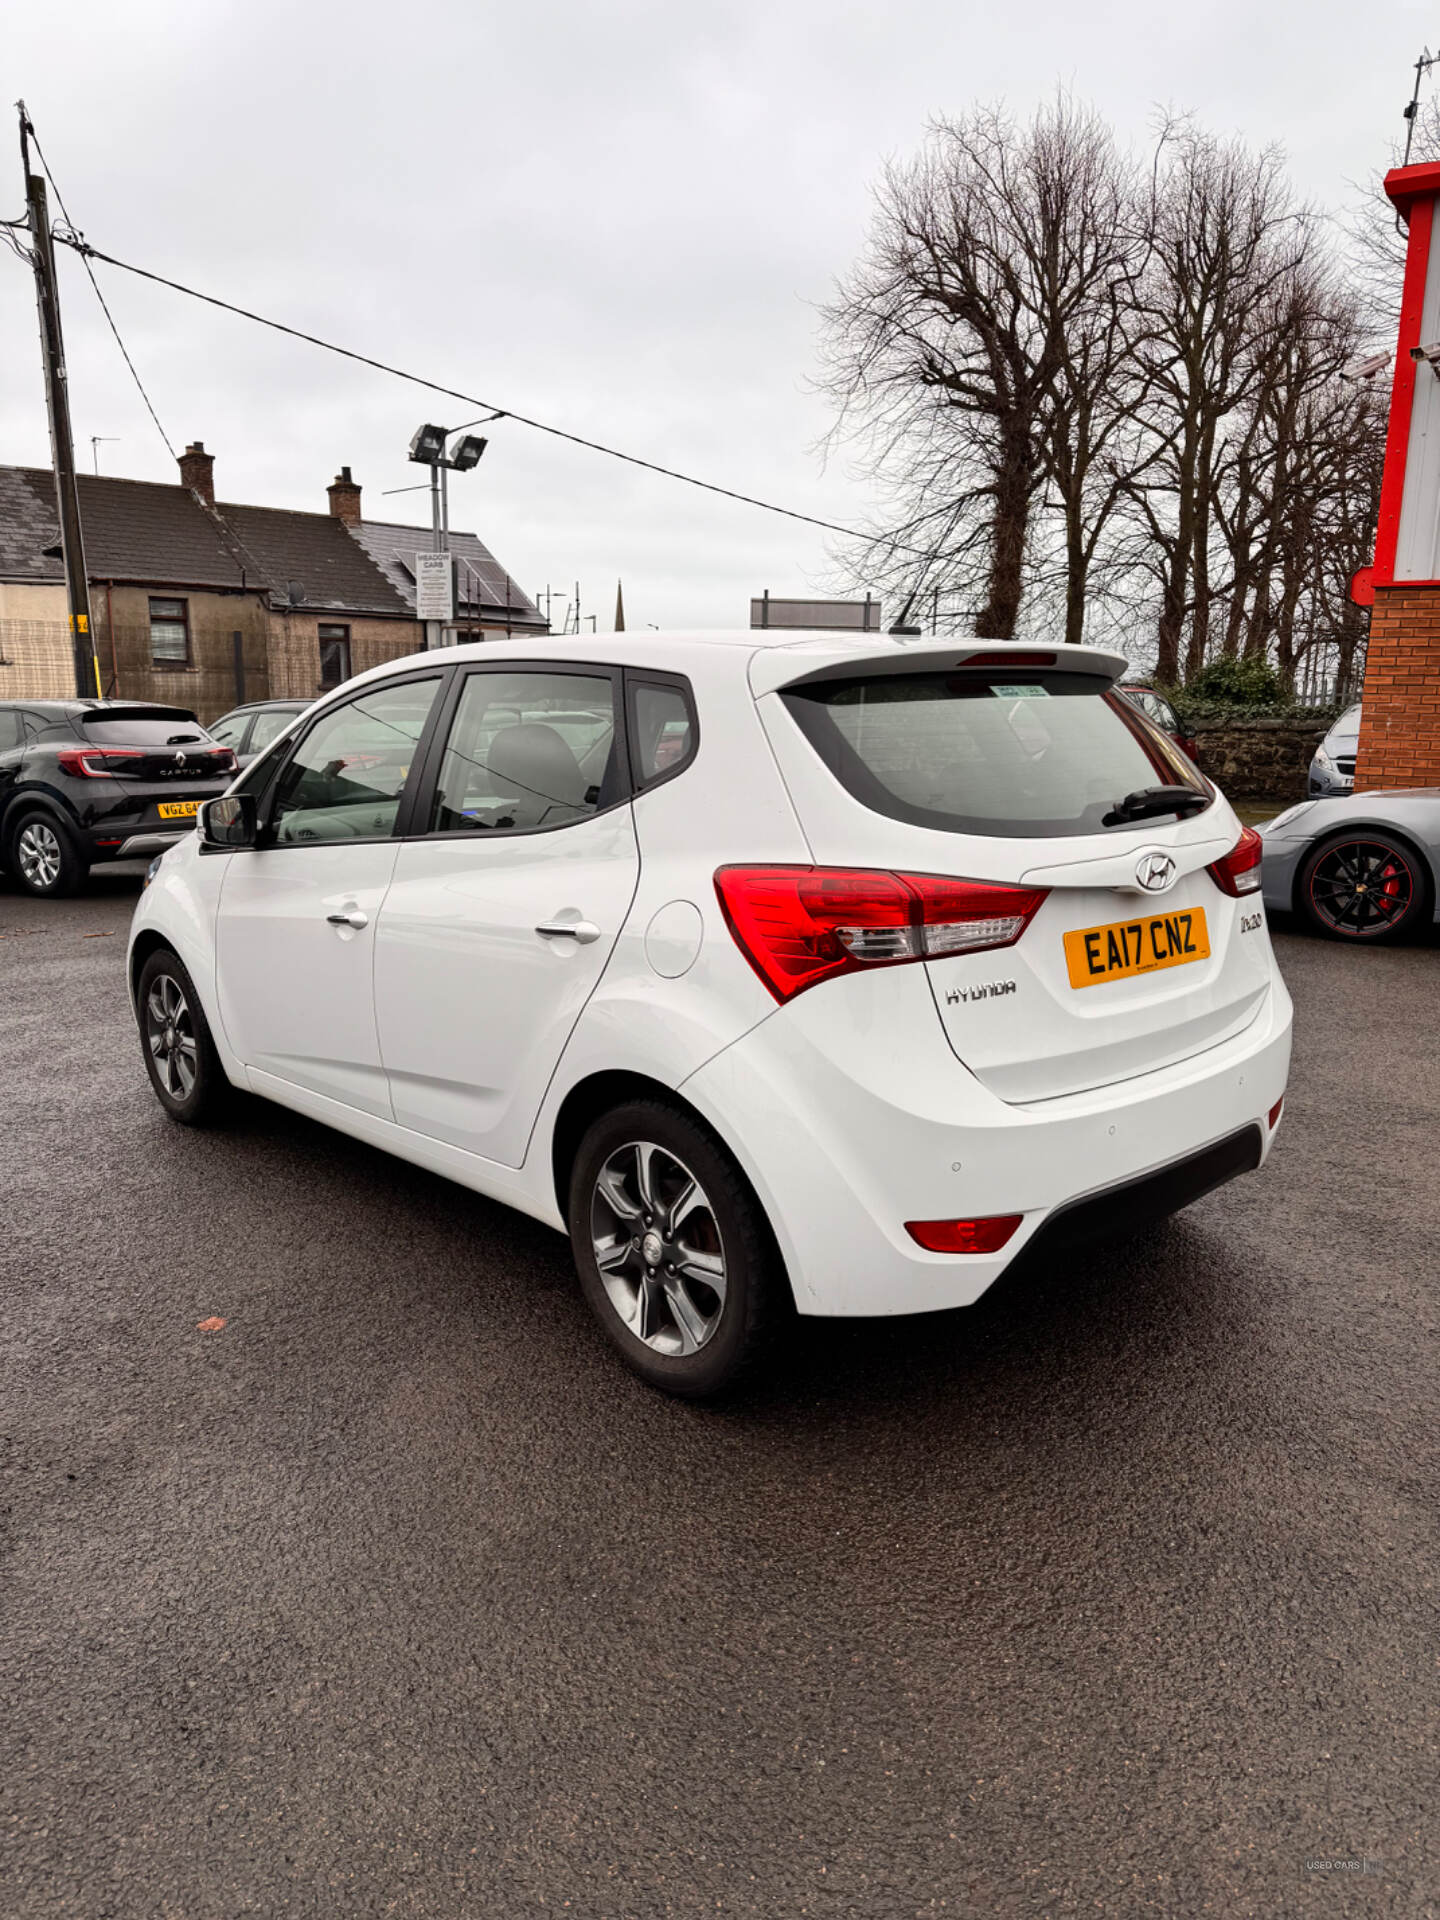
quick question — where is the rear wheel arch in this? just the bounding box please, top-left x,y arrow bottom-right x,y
549,1070 -> 782,1258
551,1070 -> 700,1220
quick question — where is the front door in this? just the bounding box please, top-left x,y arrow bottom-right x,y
213,673 -> 444,1117
373,665 -> 640,1167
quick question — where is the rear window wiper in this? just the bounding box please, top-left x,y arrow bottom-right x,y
1103,785 -> 1208,827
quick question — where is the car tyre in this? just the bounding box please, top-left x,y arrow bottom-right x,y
1297,831 -> 1433,944
568,1098 -> 787,1398
8,809 -> 88,898
136,946 -> 232,1126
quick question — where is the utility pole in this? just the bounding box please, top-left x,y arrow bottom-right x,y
19,105 -> 98,699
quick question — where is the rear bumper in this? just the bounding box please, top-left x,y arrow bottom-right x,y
107,828 -> 192,860
680,964 -> 1292,1318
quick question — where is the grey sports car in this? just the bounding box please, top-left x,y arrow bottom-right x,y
1259,791 -> 1440,942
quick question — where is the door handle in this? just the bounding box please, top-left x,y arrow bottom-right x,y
535,919 -> 601,944
326,908 -> 369,930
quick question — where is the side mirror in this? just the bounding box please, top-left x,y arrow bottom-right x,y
200,792 -> 258,849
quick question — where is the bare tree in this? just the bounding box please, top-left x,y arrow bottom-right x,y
1120,125 -> 1314,683
819,99 -> 1150,641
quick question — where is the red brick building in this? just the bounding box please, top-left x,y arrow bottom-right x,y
1355,164 -> 1440,791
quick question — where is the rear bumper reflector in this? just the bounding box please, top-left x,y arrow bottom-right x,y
1268,1096 -> 1284,1129
905,1214 -> 1023,1255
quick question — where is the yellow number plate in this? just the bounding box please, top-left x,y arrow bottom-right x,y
157,801 -> 200,820
1064,906 -> 1210,988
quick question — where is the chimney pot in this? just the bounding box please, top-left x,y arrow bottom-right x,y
327,466 -> 363,526
178,440 -> 215,509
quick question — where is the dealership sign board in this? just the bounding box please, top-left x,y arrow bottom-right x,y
415,551 -> 454,623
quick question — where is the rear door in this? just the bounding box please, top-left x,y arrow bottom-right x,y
372,663 -> 640,1167
763,654 -> 1272,1103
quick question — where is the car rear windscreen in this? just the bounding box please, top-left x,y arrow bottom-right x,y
781,670 -> 1209,838
79,713 -> 209,746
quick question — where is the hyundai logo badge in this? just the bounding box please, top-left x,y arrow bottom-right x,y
1136,851 -> 1176,892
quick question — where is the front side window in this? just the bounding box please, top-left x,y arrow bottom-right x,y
149,598 -> 190,666
318,624 -> 352,692
783,670 -> 1208,839
269,677 -> 440,845
430,670 -> 618,833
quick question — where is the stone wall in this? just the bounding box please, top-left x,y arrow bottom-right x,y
1189,719 -> 1328,801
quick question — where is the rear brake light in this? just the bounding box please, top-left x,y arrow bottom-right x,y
960,651 -> 1056,668
905,1214 -> 1023,1254
714,865 -> 1048,1003
1206,825 -> 1264,897
55,746 -> 145,778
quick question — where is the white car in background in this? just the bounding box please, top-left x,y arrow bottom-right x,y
128,632 -> 1292,1396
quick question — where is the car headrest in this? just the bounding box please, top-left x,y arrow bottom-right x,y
485,722 -> 588,808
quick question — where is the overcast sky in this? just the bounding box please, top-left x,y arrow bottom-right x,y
2,0 -> 1431,634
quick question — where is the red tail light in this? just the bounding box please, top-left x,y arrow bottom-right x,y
714,865 -> 1048,1003
1206,825 -> 1264,898
55,746 -> 145,778
906,1214 -> 1023,1254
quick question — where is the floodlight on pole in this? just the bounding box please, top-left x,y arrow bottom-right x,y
408,422 -> 448,464
447,434 -> 487,471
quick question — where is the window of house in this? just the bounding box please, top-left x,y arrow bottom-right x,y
149,598 -> 190,666
318,624 -> 352,691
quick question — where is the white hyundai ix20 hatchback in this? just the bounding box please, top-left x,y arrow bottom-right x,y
129,633 -> 1292,1395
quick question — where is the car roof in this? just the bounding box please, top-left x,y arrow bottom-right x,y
340,630 -> 1130,696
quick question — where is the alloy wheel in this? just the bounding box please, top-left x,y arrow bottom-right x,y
144,973 -> 199,1100
1307,838 -> 1415,937
17,821 -> 62,891
589,1140 -> 727,1356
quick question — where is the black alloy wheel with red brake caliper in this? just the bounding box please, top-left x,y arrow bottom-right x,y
1299,833 -> 1431,943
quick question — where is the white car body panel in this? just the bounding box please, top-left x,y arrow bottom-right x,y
373,808 -> 642,1165
214,840 -> 401,1118
129,631 -> 1294,1323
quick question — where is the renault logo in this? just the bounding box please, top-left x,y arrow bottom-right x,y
173,751 -> 187,767
1136,851 -> 1176,893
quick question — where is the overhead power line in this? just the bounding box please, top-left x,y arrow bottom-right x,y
50,230 -> 932,560
22,119 -> 176,459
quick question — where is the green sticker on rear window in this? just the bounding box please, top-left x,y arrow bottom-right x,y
991,684 -> 1049,699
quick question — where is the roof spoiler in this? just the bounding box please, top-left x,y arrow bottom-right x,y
749,639 -> 1129,698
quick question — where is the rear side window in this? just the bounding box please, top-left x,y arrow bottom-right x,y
428,670 -> 619,833
782,671 -> 1208,839
248,707 -> 304,754
208,712 -> 251,749
630,679 -> 696,786
0,710 -> 22,751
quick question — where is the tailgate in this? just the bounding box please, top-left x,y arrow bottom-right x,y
926,854 -> 1272,1103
